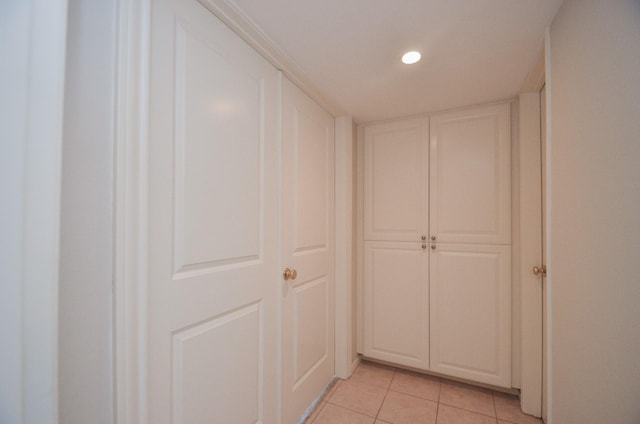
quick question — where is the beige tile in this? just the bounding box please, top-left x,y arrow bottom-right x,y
390,370 -> 440,401
439,381 -> 496,417
305,401 -> 325,423
328,379 -> 387,417
349,361 -> 395,388
498,421 -> 527,424
312,403 -> 375,424
378,391 -> 438,424
493,394 -> 543,424
498,421 -> 542,424
323,379 -> 342,402
437,404 -> 497,424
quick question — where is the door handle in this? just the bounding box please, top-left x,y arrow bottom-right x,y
283,268 -> 298,281
533,265 -> 547,277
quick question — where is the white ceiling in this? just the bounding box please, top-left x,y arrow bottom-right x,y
230,0 -> 563,123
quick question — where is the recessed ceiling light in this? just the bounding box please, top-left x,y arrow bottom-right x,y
402,51 -> 421,64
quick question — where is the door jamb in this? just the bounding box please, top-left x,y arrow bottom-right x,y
334,117 -> 358,379
518,44 -> 546,416
113,0 -> 151,423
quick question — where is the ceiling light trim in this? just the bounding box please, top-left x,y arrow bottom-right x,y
402,51 -> 421,64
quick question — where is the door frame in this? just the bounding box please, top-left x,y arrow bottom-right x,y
113,0 -> 151,422
518,46 -> 546,417
334,117 -> 359,379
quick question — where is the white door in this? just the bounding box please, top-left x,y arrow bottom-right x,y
363,241 -> 429,369
281,77 -> 335,424
429,103 -> 512,388
429,104 -> 511,245
363,118 -> 429,242
429,243 -> 512,387
147,0 -> 279,422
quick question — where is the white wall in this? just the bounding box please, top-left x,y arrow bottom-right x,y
58,0 -> 117,422
1,1 -> 68,423
548,1 -> 640,422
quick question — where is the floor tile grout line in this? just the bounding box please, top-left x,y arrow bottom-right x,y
435,377 -> 441,424
373,369 -> 395,420
318,361 -> 539,424
308,401 -> 326,424
438,399 -> 499,419
325,379 -> 389,419
386,387 -> 440,404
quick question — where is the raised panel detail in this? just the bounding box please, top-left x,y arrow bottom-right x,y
294,108 -> 329,253
430,104 -> 510,244
293,277 -> 328,387
173,21 -> 263,276
364,118 -> 429,241
363,242 -> 429,369
172,302 -> 263,424
430,244 -> 511,387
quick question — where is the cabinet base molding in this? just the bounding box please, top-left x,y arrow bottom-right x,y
358,356 -> 519,396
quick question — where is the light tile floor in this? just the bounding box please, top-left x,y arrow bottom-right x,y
305,361 -> 543,424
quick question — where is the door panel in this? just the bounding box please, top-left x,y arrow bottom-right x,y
281,77 -> 335,424
293,277 -> 329,386
172,304 -> 261,424
148,0 -> 278,422
429,243 -> 511,387
294,108 -> 329,252
430,104 -> 511,244
363,118 -> 429,242
363,241 -> 429,369
173,19 -> 261,274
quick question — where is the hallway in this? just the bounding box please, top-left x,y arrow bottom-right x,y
5,1 -> 640,423
306,361 -> 542,424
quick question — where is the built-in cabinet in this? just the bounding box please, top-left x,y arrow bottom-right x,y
360,103 -> 512,388
362,117 -> 430,369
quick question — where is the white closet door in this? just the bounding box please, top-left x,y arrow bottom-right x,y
364,118 -> 429,242
147,0 -> 279,422
430,104 -> 511,244
429,243 -> 511,387
363,241 -> 429,369
281,77 -> 335,424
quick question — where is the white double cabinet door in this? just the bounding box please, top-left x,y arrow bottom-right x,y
362,103 -> 512,388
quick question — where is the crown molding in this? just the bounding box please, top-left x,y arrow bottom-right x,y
197,0 -> 346,117
520,44 -> 545,93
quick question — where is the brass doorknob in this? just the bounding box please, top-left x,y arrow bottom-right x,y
533,265 -> 547,277
283,268 -> 298,280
